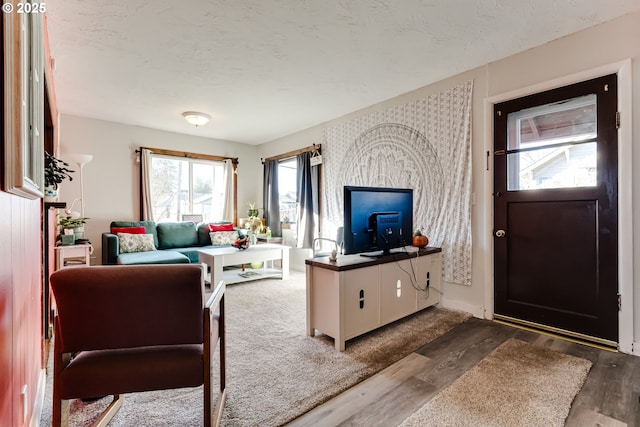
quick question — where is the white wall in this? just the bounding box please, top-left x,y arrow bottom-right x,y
258,11 -> 640,351
57,115 -> 261,264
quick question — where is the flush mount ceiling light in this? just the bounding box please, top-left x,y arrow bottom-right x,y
182,111 -> 211,127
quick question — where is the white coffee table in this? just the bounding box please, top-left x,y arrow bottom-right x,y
198,243 -> 290,285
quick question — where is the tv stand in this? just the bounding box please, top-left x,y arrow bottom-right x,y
305,247 -> 442,351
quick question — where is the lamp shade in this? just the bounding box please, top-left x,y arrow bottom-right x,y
67,153 -> 93,167
182,111 -> 211,127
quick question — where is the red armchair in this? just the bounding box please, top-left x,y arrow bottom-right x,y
50,264 -> 226,426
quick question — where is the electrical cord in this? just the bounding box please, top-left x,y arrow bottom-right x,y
377,233 -> 444,299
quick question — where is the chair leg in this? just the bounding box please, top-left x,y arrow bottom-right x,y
212,389 -> 226,427
90,395 -> 124,427
53,350 -> 71,427
52,396 -> 69,427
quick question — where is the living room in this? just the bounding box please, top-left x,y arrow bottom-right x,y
2,2 -> 640,426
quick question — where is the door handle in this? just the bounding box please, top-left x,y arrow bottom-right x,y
495,229 -> 506,238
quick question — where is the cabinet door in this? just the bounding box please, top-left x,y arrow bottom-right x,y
417,253 -> 442,310
343,266 -> 380,339
379,259 -> 418,324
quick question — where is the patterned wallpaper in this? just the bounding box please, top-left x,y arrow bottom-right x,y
323,81 -> 473,286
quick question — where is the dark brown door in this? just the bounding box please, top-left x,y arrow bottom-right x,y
493,74 -> 618,344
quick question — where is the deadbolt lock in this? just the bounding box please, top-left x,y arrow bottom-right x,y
495,229 -> 506,238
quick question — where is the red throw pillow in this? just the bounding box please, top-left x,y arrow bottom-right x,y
208,223 -> 234,232
111,226 -> 146,235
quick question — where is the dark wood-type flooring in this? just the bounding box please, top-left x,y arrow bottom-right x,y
289,317 -> 640,426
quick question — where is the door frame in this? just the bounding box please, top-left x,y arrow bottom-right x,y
482,59 -> 634,354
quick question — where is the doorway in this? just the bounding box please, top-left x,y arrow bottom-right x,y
493,74 -> 618,345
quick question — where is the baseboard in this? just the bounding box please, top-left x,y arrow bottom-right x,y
30,368 -> 47,427
632,341 -> 640,356
441,297 -> 484,319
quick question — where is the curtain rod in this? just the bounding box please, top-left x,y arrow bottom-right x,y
262,143 -> 320,164
137,147 -> 238,164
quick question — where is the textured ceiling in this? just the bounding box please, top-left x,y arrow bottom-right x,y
45,0 -> 640,145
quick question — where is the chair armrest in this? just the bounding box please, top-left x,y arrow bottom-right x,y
206,280 -> 225,310
102,233 -> 119,265
204,280 -> 226,426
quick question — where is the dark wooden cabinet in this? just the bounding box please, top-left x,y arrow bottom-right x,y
43,202 -> 65,339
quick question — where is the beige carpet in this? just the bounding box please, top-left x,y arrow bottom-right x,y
40,270 -> 469,427
399,338 -> 592,427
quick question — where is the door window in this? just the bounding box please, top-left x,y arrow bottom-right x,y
506,94 -> 597,191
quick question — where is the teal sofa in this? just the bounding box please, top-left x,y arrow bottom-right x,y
102,220 -> 244,265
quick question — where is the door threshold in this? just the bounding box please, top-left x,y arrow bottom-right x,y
493,314 -> 618,352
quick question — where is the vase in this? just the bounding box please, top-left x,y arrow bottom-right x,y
67,226 -> 84,241
44,186 -> 58,202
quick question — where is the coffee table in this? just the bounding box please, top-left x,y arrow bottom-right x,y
198,243 -> 290,285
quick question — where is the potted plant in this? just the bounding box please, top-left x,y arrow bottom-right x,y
58,215 -> 89,242
247,201 -> 261,218
44,151 -> 74,201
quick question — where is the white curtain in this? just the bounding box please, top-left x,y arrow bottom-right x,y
221,159 -> 235,221
141,148 -> 154,221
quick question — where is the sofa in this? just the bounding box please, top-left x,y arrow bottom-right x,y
102,220 -> 245,265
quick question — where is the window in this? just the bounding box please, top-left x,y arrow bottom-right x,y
506,94 -> 597,191
150,154 -> 225,222
278,158 -> 297,223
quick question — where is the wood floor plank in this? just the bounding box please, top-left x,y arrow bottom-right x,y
599,351 -> 640,423
566,408 -> 627,427
337,376 -> 436,427
289,353 -> 434,427
414,317 -> 517,386
286,317 -> 640,427
627,358 -> 640,427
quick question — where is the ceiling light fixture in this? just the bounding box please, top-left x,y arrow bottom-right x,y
182,111 -> 211,127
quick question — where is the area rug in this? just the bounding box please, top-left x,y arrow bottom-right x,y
399,338 -> 592,427
39,271 -> 469,427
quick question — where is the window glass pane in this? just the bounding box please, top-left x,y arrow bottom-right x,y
192,162 -> 225,221
151,157 -> 182,222
507,94 -> 597,191
150,155 -> 224,222
507,94 -> 596,151
507,142 -> 597,190
278,158 -> 297,223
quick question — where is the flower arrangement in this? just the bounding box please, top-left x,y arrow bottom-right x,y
232,235 -> 250,250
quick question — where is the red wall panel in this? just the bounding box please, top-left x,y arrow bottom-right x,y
0,192 -> 43,426
0,193 -> 14,427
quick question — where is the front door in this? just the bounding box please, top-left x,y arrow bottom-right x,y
493,74 -> 618,344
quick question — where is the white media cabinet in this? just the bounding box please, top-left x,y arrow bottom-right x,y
305,247 -> 442,351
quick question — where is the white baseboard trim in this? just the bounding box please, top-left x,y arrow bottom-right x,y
631,341 -> 640,356
441,297 -> 484,319
30,368 -> 46,427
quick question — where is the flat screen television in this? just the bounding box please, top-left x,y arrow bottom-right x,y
343,186 -> 413,257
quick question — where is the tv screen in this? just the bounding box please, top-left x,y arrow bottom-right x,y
343,186 -> 413,256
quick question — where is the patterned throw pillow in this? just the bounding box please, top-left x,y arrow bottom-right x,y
118,233 -> 156,253
210,231 -> 239,246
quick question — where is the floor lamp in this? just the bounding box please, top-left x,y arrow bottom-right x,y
67,153 -> 93,217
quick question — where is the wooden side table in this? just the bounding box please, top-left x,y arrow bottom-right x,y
54,244 -> 93,270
